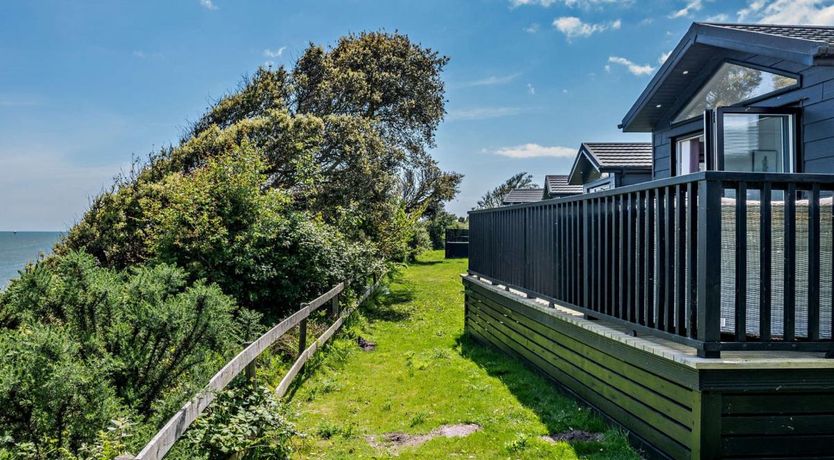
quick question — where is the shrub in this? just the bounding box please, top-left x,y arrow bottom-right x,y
176,384 -> 295,460
0,324 -> 124,453
0,251 -> 245,452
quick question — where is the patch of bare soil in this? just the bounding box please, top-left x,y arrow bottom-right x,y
366,423 -> 481,450
357,336 -> 377,351
540,430 -> 604,443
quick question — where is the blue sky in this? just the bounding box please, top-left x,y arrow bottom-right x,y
1,0 -> 832,230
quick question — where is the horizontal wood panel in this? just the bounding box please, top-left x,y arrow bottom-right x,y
465,283 -> 692,459
721,435 -> 834,457
470,293 -> 694,429
722,414 -> 834,436
466,314 -> 692,460
470,288 -> 696,412
722,393 -> 834,415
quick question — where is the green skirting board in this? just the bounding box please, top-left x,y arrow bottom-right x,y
462,275 -> 834,460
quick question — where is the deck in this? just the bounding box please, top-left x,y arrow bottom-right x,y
463,274 -> 834,460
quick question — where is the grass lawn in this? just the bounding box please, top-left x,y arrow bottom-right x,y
286,250 -> 640,459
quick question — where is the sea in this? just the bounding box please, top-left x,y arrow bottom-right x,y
0,232 -> 62,288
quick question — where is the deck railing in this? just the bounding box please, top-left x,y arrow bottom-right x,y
469,171 -> 834,357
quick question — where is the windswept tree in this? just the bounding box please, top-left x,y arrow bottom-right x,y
475,172 -> 536,209
60,31 -> 461,305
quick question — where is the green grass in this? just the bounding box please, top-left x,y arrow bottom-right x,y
286,250 -> 640,459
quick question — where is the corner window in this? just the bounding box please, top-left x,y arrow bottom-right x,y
673,62 -> 798,123
717,108 -> 797,173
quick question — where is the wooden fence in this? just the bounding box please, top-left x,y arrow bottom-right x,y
119,276 -> 382,460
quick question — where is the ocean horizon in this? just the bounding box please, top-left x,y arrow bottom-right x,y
0,231 -> 62,288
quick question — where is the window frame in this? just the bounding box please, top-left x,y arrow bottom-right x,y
714,106 -> 802,173
672,131 -> 706,177
670,59 -> 801,127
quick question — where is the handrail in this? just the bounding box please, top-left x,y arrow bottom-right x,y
468,171 -> 834,214
122,276 -> 382,460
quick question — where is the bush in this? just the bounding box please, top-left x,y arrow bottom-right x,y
175,384 -> 296,460
0,325 -> 123,454
0,251 -> 244,453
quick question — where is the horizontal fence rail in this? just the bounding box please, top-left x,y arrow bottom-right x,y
469,171 -> 834,358
123,275 -> 383,460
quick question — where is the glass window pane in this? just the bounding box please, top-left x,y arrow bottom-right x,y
722,113 -> 793,173
673,63 -> 797,123
676,134 -> 705,175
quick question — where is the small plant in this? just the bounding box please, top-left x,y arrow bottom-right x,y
505,433 -> 531,453
409,412 -> 428,427
316,422 -> 340,440
181,383 -> 296,459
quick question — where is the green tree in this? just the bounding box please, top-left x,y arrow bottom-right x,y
475,172 -> 537,209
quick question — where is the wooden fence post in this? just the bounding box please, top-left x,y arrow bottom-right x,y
330,291 -> 340,319
298,303 -> 308,357
244,341 -> 256,381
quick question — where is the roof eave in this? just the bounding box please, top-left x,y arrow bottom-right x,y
620,23 -> 834,132
567,146 -> 600,185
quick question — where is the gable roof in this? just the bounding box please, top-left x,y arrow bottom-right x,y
710,23 -> 834,47
544,175 -> 583,196
568,142 -> 653,185
621,22 -> 834,132
502,188 -> 544,205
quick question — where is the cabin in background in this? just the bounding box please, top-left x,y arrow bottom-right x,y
501,188 -> 544,205
567,142 -> 652,192
542,174 -> 583,199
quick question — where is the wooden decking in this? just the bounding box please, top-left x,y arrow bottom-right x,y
463,274 -> 834,460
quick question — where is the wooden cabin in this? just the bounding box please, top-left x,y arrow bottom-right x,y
543,174 -> 584,199
501,188 -> 544,205
567,142 -> 653,192
466,23 -> 834,459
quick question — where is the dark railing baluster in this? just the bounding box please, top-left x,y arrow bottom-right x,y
687,181 -> 698,338
619,195 -> 626,319
735,182 -> 748,342
809,184 -> 821,340
646,189 -> 655,328
676,184 -> 687,336
636,192 -> 645,325
760,183 -> 772,341
656,187 -> 666,330
784,183 -> 796,342
665,186 -> 675,333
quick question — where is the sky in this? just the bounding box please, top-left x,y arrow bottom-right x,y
2,0 -> 833,230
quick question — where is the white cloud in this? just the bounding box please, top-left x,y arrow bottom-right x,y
524,23 -> 541,33
493,143 -> 577,158
608,56 -> 655,76
199,0 -> 218,10
553,16 -> 622,40
670,0 -> 702,18
604,64 -> 611,72
737,0 -> 834,25
263,47 -> 286,58
658,51 -> 672,64
447,107 -> 525,121
527,83 -> 536,95
705,13 -> 730,22
511,0 -> 629,7
462,73 -> 521,87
